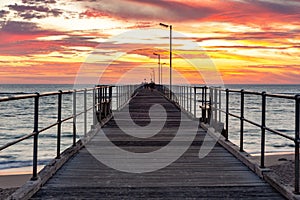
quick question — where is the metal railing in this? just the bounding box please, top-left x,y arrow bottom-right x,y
198,86 -> 300,194
0,85 -> 121,180
2,83 -> 299,193
115,85 -> 140,110
158,85 -> 207,119
160,84 -> 300,193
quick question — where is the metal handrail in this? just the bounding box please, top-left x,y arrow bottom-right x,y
203,86 -> 300,193
166,84 -> 300,193
0,85 -> 117,180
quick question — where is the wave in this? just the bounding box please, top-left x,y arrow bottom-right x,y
0,159 -> 50,170
271,143 -> 295,148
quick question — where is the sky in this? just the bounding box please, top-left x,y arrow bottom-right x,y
0,0 -> 300,85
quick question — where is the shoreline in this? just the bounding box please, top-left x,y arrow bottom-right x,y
0,166 -> 44,199
0,166 -> 44,189
250,151 -> 294,167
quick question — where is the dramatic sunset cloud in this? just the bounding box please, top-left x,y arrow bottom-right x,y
0,0 -> 299,84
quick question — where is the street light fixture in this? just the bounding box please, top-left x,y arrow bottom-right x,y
153,52 -> 161,85
159,22 -> 172,99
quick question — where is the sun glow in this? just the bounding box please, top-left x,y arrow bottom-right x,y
0,0 -> 299,84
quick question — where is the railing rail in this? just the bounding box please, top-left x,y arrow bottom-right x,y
1,83 -> 299,194
160,84 -> 299,193
193,86 -> 300,194
0,84 -> 139,180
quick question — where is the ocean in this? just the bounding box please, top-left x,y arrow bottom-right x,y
0,84 -> 299,171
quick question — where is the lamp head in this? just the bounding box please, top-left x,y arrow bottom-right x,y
159,23 -> 169,28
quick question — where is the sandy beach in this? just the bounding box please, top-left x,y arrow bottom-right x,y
0,166 -> 44,199
251,152 -> 296,189
251,151 -> 294,167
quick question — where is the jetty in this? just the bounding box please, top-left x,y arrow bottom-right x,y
2,84 -> 300,199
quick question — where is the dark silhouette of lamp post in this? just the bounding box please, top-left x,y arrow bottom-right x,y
153,53 -> 161,85
161,62 -> 166,84
159,22 -> 172,99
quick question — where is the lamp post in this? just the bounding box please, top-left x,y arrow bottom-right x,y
159,22 -> 172,99
161,62 -> 166,84
152,68 -> 155,83
153,53 -> 161,85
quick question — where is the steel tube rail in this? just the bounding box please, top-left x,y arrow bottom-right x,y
163,84 -> 299,192
202,86 -> 298,193
240,90 -> 244,152
73,91 -> 77,146
93,89 -> 96,126
0,132 -> 36,151
194,87 -> 196,117
84,89 -> 87,136
225,89 -> 229,141
0,85 -> 117,181
243,118 -> 261,128
57,91 -> 62,159
295,95 -> 300,193
261,92 -> 266,168
219,89 -> 222,122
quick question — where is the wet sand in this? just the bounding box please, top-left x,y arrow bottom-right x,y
251,152 -> 295,187
0,166 -> 43,199
251,152 -> 294,167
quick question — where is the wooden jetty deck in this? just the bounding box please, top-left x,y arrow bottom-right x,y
31,89 -> 284,199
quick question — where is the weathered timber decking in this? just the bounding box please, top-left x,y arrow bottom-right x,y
31,89 -> 284,199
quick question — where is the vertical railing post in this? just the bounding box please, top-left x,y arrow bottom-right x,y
225,89 -> 229,141
118,86 -> 120,107
118,86 -> 121,108
186,86 -> 189,112
185,86 -> 188,111
99,87 -> 103,121
93,88 -> 96,126
184,86 -> 186,110
219,89 -> 222,122
116,86 -> 119,110
178,86 -> 180,106
194,87 -> 196,118
182,86 -> 185,109
214,88 -> 217,124
105,87 -> 108,117
127,85 -> 129,100
56,90 -> 62,159
109,86 -> 113,115
120,86 -> 122,108
260,91 -> 266,168
180,86 -> 182,106
72,90 -> 76,146
189,86 -> 192,115
201,87 -> 204,122
84,89 -> 87,136
97,87 -> 100,112
295,95 -> 300,194
240,89 -> 244,152
31,93 -> 39,180
209,87 -> 213,125
204,86 -> 208,123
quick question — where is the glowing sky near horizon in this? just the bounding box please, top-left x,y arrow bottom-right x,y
0,0 -> 300,84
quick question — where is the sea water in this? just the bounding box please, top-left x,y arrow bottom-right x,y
0,84 -> 299,170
